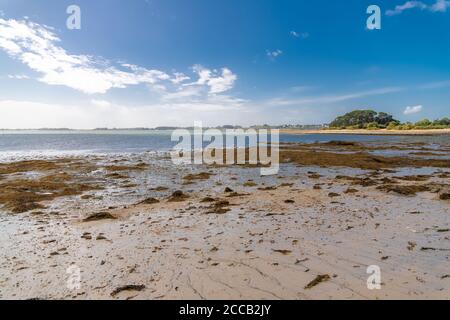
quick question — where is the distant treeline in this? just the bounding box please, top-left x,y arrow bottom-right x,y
329,110 -> 450,130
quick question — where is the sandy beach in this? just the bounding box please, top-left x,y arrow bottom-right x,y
280,129 -> 450,136
0,139 -> 449,300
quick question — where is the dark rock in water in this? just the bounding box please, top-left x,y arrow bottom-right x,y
138,197 -> 160,205
224,187 -> 233,193
201,197 -> 215,203
344,188 -> 359,194
313,184 -> 322,190
83,212 -> 117,222
284,199 -> 295,203
257,186 -> 277,191
328,192 -> 340,198
183,172 -> 213,181
168,190 -> 189,202
110,285 -> 145,297
324,141 -> 358,146
150,186 -> 169,191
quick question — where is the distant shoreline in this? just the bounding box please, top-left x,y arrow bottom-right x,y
2,128 -> 450,136
280,128 -> 450,136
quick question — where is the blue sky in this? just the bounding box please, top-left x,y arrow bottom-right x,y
0,0 -> 449,128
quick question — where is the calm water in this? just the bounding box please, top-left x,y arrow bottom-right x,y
0,130 -> 448,161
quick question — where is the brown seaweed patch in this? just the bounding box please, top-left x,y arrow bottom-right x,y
377,184 -> 430,196
206,200 -> 231,214
0,173 -> 102,214
104,163 -> 148,172
0,160 -> 62,175
183,172 -> 213,181
280,147 -> 450,170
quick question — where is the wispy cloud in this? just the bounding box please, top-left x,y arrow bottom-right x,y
269,87 -> 403,106
290,31 -> 309,39
266,49 -> 283,60
386,0 -> 450,16
419,80 -> 450,89
7,74 -> 29,80
404,105 -> 423,114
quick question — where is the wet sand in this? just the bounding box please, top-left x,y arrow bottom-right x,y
0,142 -> 449,300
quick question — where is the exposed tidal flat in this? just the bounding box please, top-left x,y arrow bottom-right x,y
0,133 -> 449,299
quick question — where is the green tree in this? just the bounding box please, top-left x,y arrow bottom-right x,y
329,110 -> 398,129
415,119 -> 432,127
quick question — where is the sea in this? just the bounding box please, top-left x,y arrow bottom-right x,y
0,129 -> 448,162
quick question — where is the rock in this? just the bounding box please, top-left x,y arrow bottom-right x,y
224,187 -> 233,193
272,249 -> 292,255
167,190 -> 189,202
439,192 -> 450,200
110,285 -> 145,297
81,233 -> 92,240
137,197 -> 160,205
328,192 -> 340,198
243,182 -> 257,187
304,274 -> 331,289
183,172 -> 212,181
83,212 -> 117,222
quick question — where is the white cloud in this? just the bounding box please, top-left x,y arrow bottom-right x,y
386,0 -> 449,16
404,105 -> 423,114
170,72 -> 190,84
0,18 -> 174,94
266,49 -> 283,60
189,65 -> 237,94
0,18 -> 237,97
